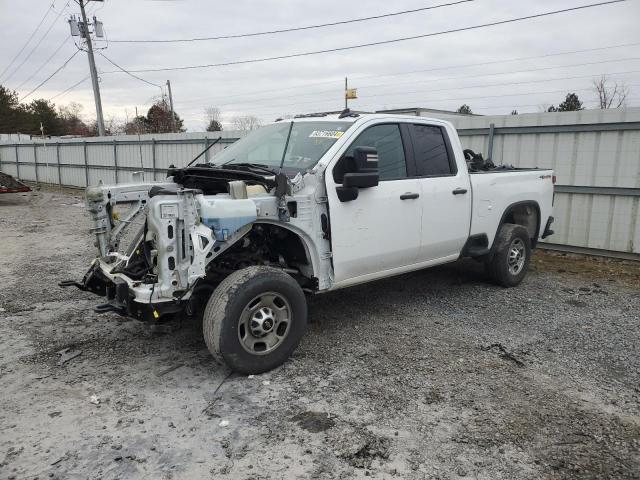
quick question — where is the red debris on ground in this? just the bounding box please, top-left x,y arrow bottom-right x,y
0,171 -> 30,194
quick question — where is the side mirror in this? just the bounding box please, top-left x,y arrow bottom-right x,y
336,146 -> 379,202
336,185 -> 359,202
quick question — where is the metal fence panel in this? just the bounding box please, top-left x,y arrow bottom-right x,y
1,161 -> 18,177
88,165 -> 116,186
2,146 -> 18,177
154,141 -> 197,170
118,143 -> 152,170
445,107 -> 640,257
616,131 -> 640,188
0,132 -> 242,189
59,165 -> 85,188
62,144 -> 86,165
35,144 -> 57,184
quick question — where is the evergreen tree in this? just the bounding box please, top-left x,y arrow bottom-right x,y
206,119 -> 223,131
558,93 -> 584,111
28,99 -> 64,136
146,100 -> 184,133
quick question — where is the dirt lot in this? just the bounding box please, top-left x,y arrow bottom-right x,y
1,189 -> 639,480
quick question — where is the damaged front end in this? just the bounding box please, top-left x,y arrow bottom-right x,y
61,166 -> 281,321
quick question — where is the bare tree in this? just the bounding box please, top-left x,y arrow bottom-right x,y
89,116 -> 123,136
232,115 -> 262,132
592,75 -> 629,109
204,106 -> 223,131
58,102 -> 91,136
105,116 -> 124,135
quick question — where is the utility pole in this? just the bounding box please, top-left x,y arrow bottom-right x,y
166,80 -> 176,133
344,77 -> 348,110
344,77 -> 357,110
75,0 -> 105,136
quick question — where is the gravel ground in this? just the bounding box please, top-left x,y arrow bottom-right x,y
1,189 -> 639,480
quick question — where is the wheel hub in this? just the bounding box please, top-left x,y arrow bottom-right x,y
238,292 -> 292,356
507,238 -> 526,275
250,307 -> 276,337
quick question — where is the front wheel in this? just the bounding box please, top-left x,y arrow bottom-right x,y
202,266 -> 307,374
485,224 -> 532,287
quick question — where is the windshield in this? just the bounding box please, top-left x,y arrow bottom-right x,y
210,121 -> 351,172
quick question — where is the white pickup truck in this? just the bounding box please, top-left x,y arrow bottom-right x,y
61,112 -> 555,374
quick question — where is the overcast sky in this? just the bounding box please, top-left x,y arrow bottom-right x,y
1,0 -> 639,131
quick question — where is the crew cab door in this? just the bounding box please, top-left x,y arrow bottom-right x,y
326,123 -> 422,284
406,123 -> 472,261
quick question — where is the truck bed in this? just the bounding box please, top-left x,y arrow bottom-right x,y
469,168 -> 554,246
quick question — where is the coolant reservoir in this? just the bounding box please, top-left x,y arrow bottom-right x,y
197,194 -> 257,241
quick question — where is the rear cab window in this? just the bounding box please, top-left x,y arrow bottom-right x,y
407,124 -> 457,177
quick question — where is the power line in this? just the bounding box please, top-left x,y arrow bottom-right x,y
206,56 -> 640,108
394,83 -> 640,106
19,50 -> 80,102
48,75 -> 91,101
228,69 -> 640,115
0,3 -> 54,80
4,1 -> 70,85
109,0 -> 475,43
176,41 -> 640,105
110,1 -> 628,73
176,77 -> 640,121
359,69 -> 640,104
14,37 -> 72,91
232,80 -> 640,117
97,52 -> 163,89
355,56 -> 640,92
175,56 -> 640,110
355,85 -> 640,111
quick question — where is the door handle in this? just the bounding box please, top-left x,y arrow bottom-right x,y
400,192 -> 420,200
452,188 -> 468,195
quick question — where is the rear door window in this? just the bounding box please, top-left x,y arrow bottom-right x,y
408,124 -> 456,176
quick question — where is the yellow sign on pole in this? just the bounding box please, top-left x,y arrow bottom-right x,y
345,88 -> 358,100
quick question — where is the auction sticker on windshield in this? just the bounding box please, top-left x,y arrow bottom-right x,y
309,130 -> 345,139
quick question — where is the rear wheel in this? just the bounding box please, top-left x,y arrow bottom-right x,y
485,224 -> 531,287
202,266 -> 307,374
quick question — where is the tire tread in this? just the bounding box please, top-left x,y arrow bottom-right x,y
202,266 -> 306,373
486,223 -> 531,287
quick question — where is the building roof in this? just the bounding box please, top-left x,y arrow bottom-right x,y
375,107 -> 480,117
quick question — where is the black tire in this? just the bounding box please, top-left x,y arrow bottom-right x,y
485,224 -> 531,287
202,266 -> 307,374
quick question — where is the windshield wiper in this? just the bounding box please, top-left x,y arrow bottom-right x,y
218,163 -> 276,175
186,136 -> 222,167
279,121 -> 294,171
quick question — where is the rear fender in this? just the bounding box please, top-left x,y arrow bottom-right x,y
491,201 -> 541,252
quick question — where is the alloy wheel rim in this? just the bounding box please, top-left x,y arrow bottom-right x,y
507,238 -> 526,275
